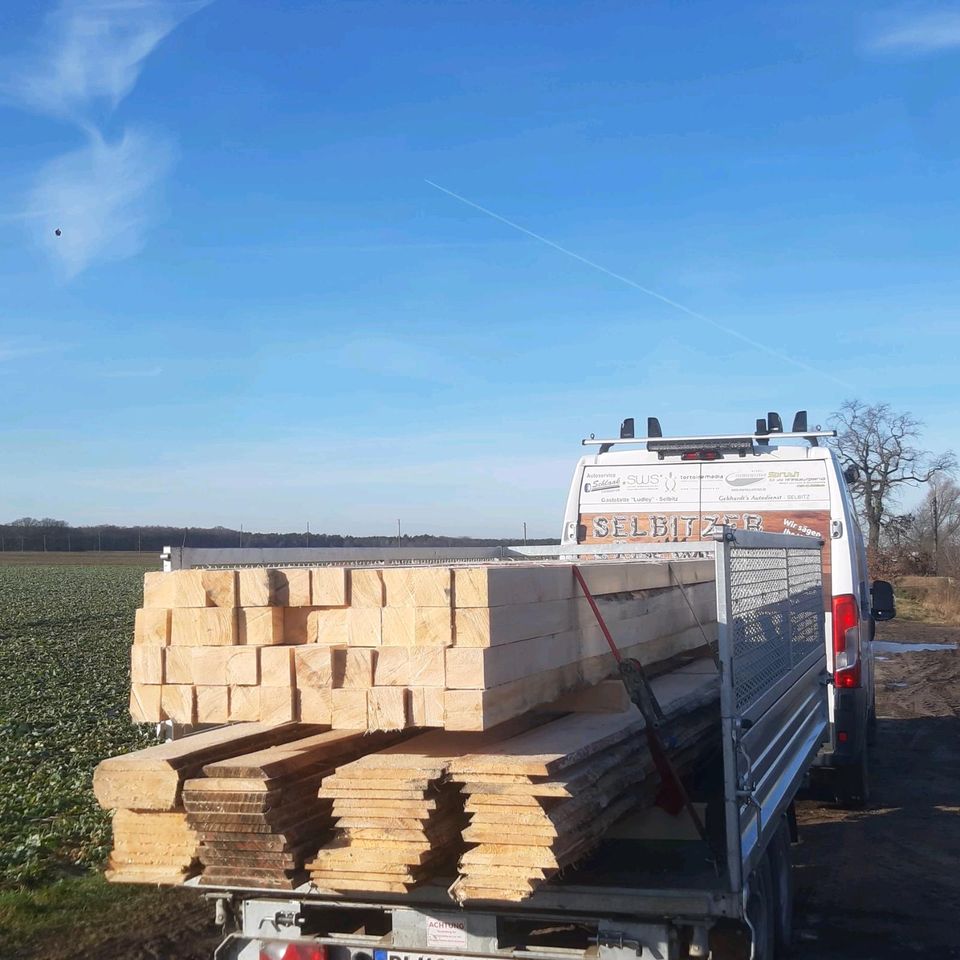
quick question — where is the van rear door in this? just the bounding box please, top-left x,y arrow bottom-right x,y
577,457 -> 833,593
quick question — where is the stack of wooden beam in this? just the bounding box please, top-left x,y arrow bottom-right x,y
127,560 -> 716,732
183,729 -> 400,889
306,721 -> 544,893
95,723 -> 326,884
448,663 -> 720,903
129,566 -> 351,726
105,810 -> 199,884
443,562 -> 715,730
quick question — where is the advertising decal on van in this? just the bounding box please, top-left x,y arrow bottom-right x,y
578,461 -> 831,543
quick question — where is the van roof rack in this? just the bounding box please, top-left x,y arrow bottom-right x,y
585,409 -> 835,453
583,431 -> 836,447
580,430 -> 837,450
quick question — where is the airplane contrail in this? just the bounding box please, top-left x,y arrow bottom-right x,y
424,178 -> 850,388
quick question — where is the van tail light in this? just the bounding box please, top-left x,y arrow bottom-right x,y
259,942 -> 327,960
680,449 -> 720,461
832,593 -> 861,688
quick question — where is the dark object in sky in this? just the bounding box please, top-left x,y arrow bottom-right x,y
54,228 -> 62,237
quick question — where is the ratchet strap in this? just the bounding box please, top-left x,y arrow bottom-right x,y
572,565 -> 709,836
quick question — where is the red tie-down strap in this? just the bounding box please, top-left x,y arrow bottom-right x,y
572,565 -> 706,830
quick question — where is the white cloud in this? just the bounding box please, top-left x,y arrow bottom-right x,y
1,0 -> 207,276
336,336 -> 466,386
3,0 -> 208,121
866,10 -> 960,54
29,128 -> 174,277
0,339 -> 61,361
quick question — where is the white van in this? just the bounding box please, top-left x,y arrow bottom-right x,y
560,411 -> 896,806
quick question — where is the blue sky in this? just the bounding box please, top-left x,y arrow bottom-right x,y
1,1 -> 958,537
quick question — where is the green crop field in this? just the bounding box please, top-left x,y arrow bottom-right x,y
0,563 -> 159,887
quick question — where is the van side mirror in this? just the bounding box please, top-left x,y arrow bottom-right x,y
871,579 -> 896,621
843,463 -> 861,485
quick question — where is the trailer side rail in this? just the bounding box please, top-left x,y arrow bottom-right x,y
162,542 -> 721,571
714,528 -> 828,893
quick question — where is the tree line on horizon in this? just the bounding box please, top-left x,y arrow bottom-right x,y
0,519 -> 559,553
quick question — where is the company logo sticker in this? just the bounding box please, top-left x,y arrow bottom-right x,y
724,473 -> 765,487
584,479 -> 621,493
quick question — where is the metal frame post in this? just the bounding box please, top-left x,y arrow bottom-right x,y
713,529 -> 743,896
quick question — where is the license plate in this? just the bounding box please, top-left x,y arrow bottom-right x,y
374,951 -> 465,960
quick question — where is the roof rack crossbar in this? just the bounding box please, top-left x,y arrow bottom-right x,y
582,430 -> 836,447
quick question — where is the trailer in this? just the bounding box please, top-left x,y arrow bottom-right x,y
158,527 -> 828,960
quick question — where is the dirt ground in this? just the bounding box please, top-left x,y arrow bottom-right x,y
21,620 -> 960,960
23,888 -> 221,960
793,618 -> 960,959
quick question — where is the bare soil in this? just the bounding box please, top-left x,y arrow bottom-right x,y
793,618 -> 960,958
19,619 -> 960,960
19,887 -> 220,960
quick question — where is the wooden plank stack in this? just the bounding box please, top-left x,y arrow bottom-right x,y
306,720 -> 546,893
129,566 -> 350,727
128,560 -> 716,732
95,723 -> 329,884
100,555 -> 729,895
98,665 -> 722,896
448,663 -> 720,903
306,733 -> 467,893
105,810 -> 199,884
183,730 -> 401,889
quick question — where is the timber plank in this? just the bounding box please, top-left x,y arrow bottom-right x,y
196,686 -> 229,724
408,687 -> 445,728
95,722 -> 324,810
260,686 -> 296,723
226,647 -> 260,686
229,685 -> 261,721
454,580 -> 715,649
348,609 -> 382,647
187,729 -> 384,887
373,647 -> 409,686
134,607 -> 171,645
331,690 -> 368,729
445,583 -> 715,689
298,687 -> 333,724
131,646 -> 164,685
367,688 -> 407,730
171,608 -> 238,647
295,646 -> 337,688
381,567 -> 453,608
192,647 -> 231,685
443,623 -> 712,730
311,568 -> 348,606
239,607 -> 284,646
381,608 -> 417,647
350,569 -> 385,607
260,647 -> 295,687
451,672 -> 720,903
333,648 -> 376,689
202,730 -> 373,779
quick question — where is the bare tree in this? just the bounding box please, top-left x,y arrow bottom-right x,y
830,400 -> 955,555
914,477 -> 960,575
